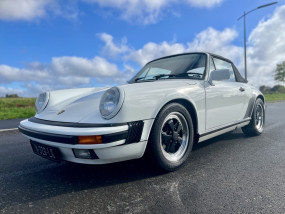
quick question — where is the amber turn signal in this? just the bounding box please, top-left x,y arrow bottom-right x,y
78,135 -> 103,144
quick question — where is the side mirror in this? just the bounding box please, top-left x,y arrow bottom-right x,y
209,69 -> 230,85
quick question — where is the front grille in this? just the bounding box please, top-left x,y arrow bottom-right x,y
125,121 -> 144,144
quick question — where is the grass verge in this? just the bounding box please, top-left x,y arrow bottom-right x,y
264,93 -> 285,102
0,98 -> 36,120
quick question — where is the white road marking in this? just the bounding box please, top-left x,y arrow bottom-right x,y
0,128 -> 18,132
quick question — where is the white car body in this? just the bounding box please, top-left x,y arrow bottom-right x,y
19,52 -> 264,166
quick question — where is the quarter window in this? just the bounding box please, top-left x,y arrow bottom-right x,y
213,57 -> 236,82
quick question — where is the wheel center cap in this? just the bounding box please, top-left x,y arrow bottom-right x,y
173,132 -> 178,141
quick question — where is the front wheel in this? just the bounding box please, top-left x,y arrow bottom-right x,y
148,103 -> 194,171
242,98 -> 265,136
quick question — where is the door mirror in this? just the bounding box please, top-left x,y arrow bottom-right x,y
209,69 -> 230,85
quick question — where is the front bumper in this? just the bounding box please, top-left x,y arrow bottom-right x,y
19,118 -> 154,164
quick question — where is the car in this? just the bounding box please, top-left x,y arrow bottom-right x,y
18,52 -> 265,171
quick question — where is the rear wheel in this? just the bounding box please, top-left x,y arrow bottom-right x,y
242,98 -> 265,136
148,103 -> 194,171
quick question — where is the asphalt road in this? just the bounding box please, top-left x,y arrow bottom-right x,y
0,118 -> 25,130
0,102 -> 285,214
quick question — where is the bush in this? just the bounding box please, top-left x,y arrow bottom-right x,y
5,94 -> 19,98
259,85 -> 285,93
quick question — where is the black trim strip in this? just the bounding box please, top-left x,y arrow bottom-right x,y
89,150 -> 99,159
200,119 -> 251,137
28,117 -> 127,128
19,126 -> 128,145
126,121 -> 144,144
20,126 -> 78,144
102,131 -> 128,143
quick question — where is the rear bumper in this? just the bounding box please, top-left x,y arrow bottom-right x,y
19,118 -> 154,164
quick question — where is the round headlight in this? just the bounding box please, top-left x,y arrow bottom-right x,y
35,92 -> 49,114
100,87 -> 124,119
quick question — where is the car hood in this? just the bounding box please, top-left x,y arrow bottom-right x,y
36,79 -> 199,124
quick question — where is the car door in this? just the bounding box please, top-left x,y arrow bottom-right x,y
205,56 -> 246,130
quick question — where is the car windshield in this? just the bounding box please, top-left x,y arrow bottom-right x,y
129,53 -> 206,83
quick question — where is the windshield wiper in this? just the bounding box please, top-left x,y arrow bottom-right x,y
134,72 -> 202,82
153,74 -> 176,79
134,74 -> 173,82
134,77 -> 146,82
154,73 -> 201,79
153,73 -> 193,79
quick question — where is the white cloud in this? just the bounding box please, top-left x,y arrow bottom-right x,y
187,27 -> 244,68
125,27 -> 242,67
124,3 -> 285,87
0,0 -> 53,21
0,0 -> 79,21
127,42 -> 185,66
187,0 -> 223,8
246,5 -> 285,86
2,5 -> 284,96
0,56 -> 131,97
0,0 -> 224,23
83,0 -> 169,24
83,0 -> 224,24
98,33 -> 130,58
51,56 -> 119,77
0,65 -> 50,83
0,86 -> 24,97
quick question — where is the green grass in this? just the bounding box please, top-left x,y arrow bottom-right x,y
264,93 -> 285,102
0,98 -> 36,120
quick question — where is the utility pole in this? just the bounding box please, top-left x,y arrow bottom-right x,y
237,2 -> 278,81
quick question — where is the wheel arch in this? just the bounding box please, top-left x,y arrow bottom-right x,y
143,98 -> 199,159
250,94 -> 265,117
166,99 -> 198,136
244,90 -> 265,119
149,98 -> 199,140
257,94 -> 265,103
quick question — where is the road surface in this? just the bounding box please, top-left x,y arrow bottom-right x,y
0,102 -> 285,213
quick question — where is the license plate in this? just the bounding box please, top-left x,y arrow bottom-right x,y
30,141 -> 60,162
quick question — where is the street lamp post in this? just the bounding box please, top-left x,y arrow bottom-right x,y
237,2 -> 278,81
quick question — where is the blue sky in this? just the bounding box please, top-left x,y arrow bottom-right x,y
0,0 -> 284,97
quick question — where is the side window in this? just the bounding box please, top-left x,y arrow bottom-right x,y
213,57 -> 236,82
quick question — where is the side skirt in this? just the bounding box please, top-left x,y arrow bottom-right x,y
198,118 -> 251,143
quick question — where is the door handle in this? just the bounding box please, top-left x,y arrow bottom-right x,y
239,87 -> 245,92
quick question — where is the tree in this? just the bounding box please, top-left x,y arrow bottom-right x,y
274,61 -> 285,87
259,85 -> 271,93
271,85 -> 285,93
5,94 -> 19,98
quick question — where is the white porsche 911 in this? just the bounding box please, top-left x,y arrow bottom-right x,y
19,52 -> 265,171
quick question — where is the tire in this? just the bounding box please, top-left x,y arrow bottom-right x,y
148,103 -> 194,171
242,98 -> 265,136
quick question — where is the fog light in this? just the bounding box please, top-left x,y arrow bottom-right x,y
73,149 -> 91,159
